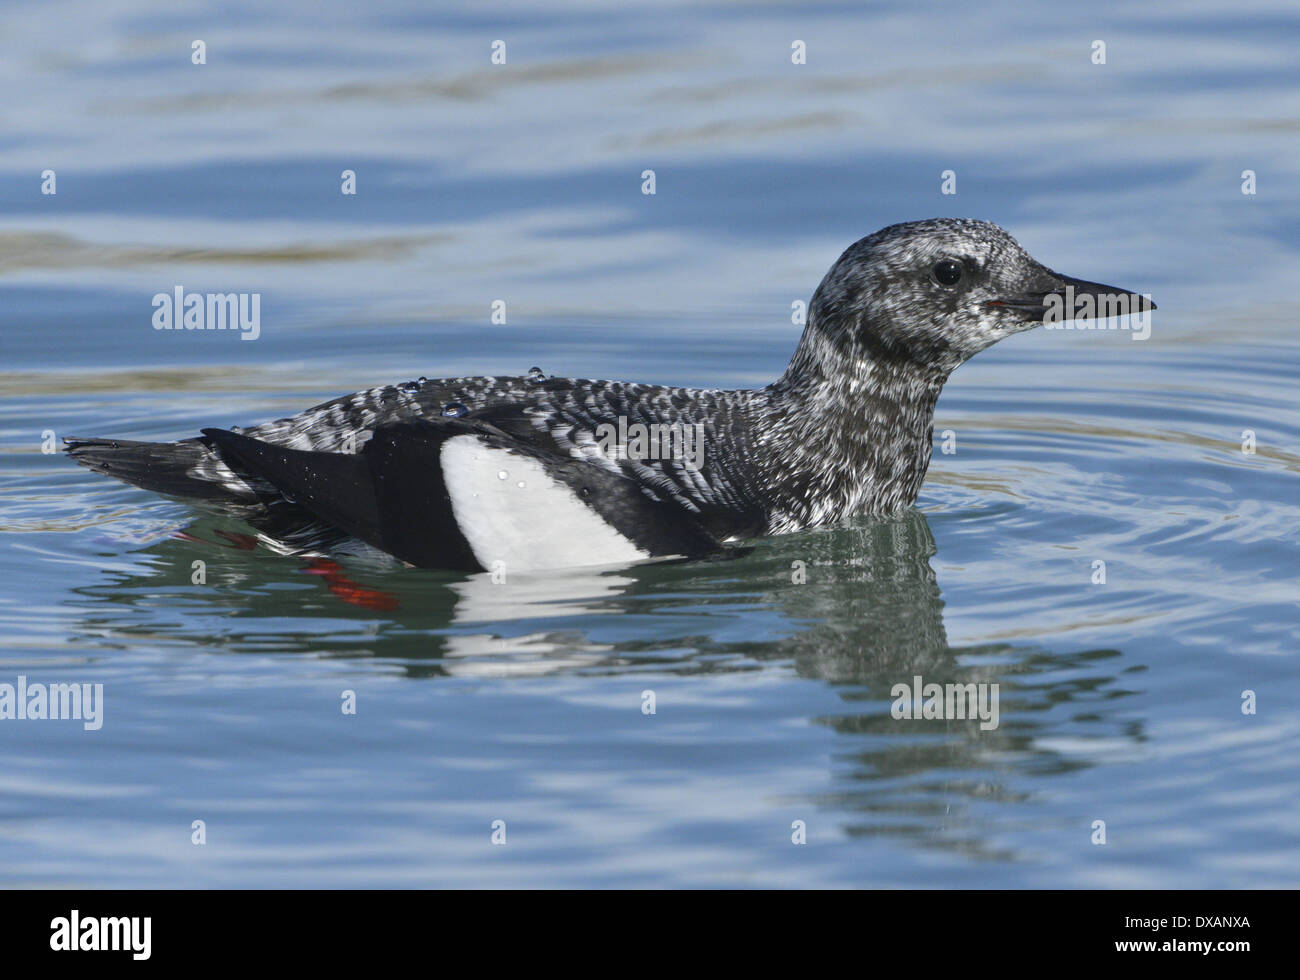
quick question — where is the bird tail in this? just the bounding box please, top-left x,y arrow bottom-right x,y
63,435 -> 260,503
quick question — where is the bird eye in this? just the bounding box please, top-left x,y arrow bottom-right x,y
932,259 -> 963,286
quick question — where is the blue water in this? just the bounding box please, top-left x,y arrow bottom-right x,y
1,0 -> 1298,887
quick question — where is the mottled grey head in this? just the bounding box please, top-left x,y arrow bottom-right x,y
797,218 -> 1155,380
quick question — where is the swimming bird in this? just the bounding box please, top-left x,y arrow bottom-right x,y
66,218 -> 1155,572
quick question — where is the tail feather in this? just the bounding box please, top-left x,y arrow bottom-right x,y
64,436 -> 259,503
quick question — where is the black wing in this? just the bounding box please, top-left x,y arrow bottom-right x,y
202,417 -> 724,571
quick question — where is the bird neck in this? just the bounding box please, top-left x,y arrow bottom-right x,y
760,320 -> 949,529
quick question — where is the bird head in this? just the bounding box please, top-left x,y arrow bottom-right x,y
804,218 -> 1156,378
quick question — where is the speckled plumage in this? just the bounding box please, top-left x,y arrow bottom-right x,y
66,219 -> 1154,566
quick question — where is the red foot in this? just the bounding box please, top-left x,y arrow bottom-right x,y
175,527 -> 257,550
303,559 -> 400,611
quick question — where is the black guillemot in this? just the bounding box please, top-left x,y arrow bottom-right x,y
66,218 -> 1155,572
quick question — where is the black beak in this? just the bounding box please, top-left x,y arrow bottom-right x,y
987,271 -> 1156,322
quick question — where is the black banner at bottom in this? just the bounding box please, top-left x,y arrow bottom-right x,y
0,888 -> 1275,966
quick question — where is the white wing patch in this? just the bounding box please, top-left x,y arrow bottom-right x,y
440,436 -> 650,572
